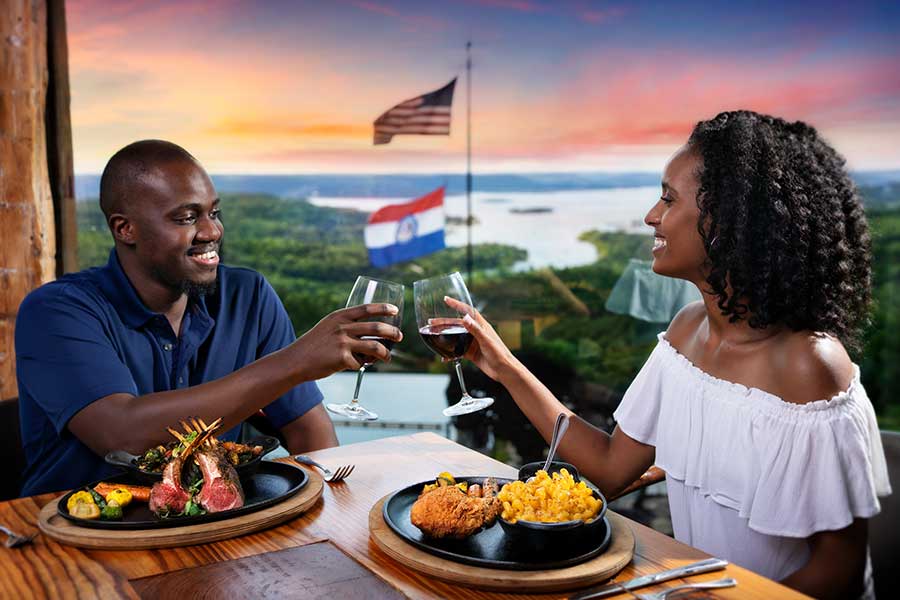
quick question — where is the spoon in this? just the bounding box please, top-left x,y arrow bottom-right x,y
529,412 -> 570,482
104,449 -> 142,470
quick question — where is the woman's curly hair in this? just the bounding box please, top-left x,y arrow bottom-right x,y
687,110 -> 871,352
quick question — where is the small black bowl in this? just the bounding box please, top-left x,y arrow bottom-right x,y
498,461 -> 607,552
104,436 -> 280,483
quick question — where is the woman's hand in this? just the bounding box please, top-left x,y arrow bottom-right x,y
443,296 -> 517,382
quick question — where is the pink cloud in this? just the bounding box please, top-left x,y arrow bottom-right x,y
348,1 -> 402,17
505,48 -> 900,157
465,0 -> 545,12
345,0 -> 449,31
67,0 -> 233,24
578,6 -> 627,24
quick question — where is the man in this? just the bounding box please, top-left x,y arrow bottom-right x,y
15,140 -> 401,495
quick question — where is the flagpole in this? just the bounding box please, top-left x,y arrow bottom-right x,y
466,41 -> 473,283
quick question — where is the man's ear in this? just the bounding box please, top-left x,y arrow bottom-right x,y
108,213 -> 136,245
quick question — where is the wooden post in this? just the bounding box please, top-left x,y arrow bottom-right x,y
0,0 -> 56,402
47,0 -> 76,276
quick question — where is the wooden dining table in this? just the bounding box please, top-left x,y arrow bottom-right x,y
0,432 -> 809,599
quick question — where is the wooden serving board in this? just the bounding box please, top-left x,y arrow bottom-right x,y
368,495 -> 635,593
38,469 -> 324,550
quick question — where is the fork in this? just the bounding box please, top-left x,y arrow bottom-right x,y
1,525 -> 37,548
635,577 -> 737,600
293,455 -> 355,483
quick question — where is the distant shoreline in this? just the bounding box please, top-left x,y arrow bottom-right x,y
73,170 -> 900,202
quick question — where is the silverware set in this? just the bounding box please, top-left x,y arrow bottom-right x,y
569,557 -> 733,599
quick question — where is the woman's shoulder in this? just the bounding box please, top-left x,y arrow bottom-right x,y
664,301 -> 706,348
768,331 -> 856,405
662,302 -> 857,406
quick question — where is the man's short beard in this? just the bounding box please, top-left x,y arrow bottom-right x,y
178,240 -> 223,298
180,278 -> 217,298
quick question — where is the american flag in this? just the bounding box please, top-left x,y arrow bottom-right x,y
373,79 -> 456,145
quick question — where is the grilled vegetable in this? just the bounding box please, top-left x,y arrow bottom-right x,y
66,491 -> 95,512
69,499 -> 100,520
104,488 -> 133,508
422,472 -> 469,494
93,482 -> 151,503
88,488 -> 107,509
100,500 -> 123,520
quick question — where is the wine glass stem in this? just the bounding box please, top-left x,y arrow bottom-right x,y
453,359 -> 471,398
352,365 -> 367,405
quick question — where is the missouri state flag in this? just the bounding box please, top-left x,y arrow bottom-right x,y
365,187 -> 446,268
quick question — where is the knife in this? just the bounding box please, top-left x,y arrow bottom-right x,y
568,557 -> 729,599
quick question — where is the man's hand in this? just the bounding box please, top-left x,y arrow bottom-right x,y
288,303 -> 403,381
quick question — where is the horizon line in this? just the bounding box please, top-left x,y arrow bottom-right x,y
72,168 -> 900,177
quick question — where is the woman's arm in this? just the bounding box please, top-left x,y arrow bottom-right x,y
450,297 -> 655,496
780,518 -> 868,599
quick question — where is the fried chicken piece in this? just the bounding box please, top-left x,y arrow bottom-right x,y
410,479 -> 502,539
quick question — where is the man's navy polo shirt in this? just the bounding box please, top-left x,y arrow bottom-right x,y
15,250 -> 323,496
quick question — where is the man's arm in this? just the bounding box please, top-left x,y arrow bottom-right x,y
68,304 -> 399,456
280,404 -> 338,454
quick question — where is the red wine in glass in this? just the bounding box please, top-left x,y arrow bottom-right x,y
360,336 -> 396,354
413,272 -> 493,417
326,276 -> 404,421
418,324 -> 473,359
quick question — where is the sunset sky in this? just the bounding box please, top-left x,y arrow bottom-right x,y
66,0 -> 900,174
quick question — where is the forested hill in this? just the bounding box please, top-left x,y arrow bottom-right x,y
74,170 -> 900,201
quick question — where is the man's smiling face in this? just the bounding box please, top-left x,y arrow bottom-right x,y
127,158 -> 224,296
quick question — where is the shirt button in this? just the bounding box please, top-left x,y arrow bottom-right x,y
163,343 -> 173,351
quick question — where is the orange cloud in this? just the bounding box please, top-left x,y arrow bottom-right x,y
208,120 -> 371,140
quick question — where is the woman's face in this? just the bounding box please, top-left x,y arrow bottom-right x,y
644,145 -> 708,282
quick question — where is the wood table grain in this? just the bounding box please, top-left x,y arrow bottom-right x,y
0,432 -> 810,599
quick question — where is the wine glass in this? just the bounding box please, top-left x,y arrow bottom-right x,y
414,272 -> 494,417
326,276 -> 404,421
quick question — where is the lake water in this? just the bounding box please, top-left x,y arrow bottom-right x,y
316,372 -> 453,445
311,187 -> 658,270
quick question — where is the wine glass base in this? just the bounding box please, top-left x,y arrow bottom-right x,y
443,396 -> 494,417
326,402 -> 378,421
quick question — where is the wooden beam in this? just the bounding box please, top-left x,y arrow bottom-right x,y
46,0 -> 77,276
0,0 -> 55,402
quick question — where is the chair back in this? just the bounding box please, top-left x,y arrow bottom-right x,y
0,398 -> 26,500
871,429 -> 899,598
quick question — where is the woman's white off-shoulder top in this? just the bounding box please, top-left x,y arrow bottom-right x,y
614,333 -> 892,584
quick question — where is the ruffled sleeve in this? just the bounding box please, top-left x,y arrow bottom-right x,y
742,379 -> 892,538
612,337 -> 669,446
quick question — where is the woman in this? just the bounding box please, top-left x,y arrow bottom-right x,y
448,111 -> 892,599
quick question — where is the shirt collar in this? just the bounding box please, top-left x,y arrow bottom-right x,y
98,248 -> 212,330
